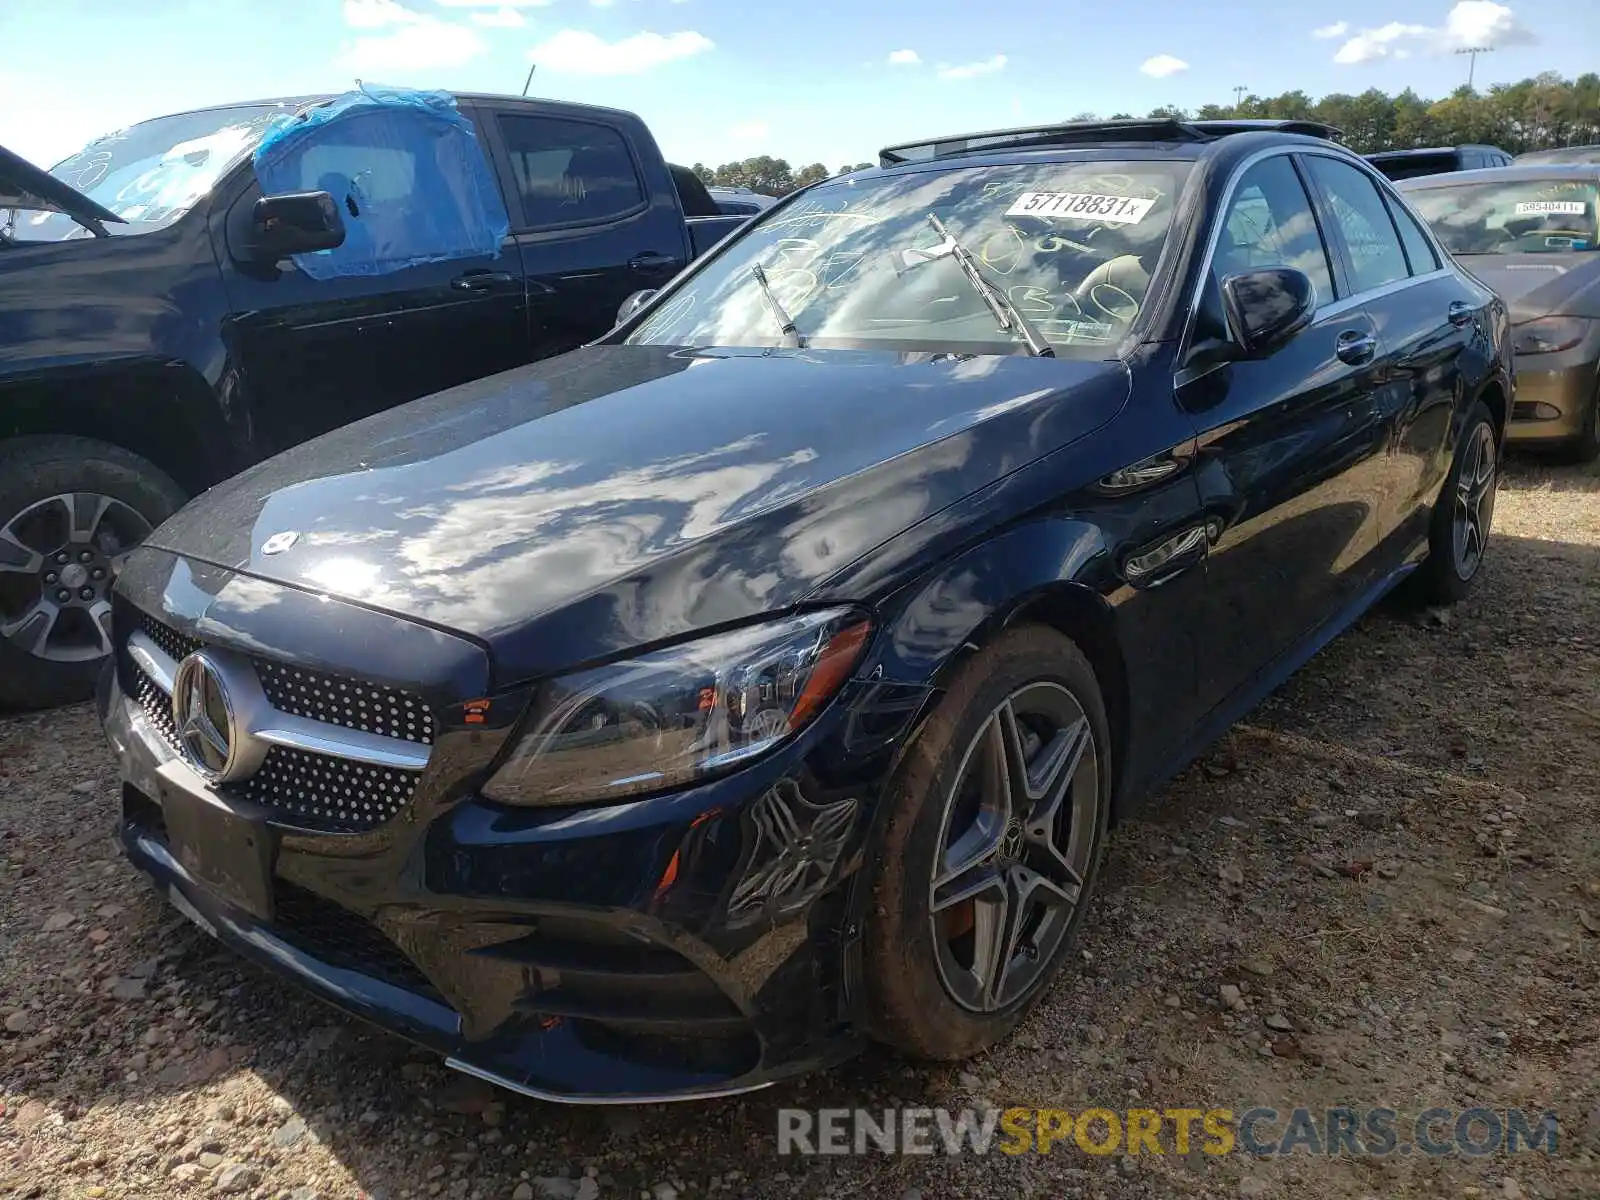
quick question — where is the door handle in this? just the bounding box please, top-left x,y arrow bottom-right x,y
1335,330 -> 1377,366
629,252 -> 682,273
1123,524 -> 1209,589
1447,301 -> 1474,327
451,271 -> 515,292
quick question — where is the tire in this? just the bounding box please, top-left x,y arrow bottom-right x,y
863,625 -> 1112,1060
1562,387 -> 1600,464
1414,401 -> 1497,607
0,436 -> 186,711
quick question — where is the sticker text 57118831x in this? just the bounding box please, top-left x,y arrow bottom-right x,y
1006,192 -> 1156,224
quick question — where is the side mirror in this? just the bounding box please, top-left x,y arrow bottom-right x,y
250,191 -> 345,260
615,289 -> 658,327
1221,267 -> 1316,358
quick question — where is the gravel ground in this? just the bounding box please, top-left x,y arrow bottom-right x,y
2,454 -> 1598,1200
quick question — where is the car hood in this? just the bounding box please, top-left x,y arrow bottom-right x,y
0,143 -> 123,232
146,344 -> 1129,683
1460,253 -> 1600,321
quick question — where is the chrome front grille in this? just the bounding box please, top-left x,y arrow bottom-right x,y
254,659 -> 435,745
124,614 -> 432,834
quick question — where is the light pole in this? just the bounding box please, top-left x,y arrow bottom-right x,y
1455,46 -> 1492,89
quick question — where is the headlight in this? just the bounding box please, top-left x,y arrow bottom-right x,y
1512,316 -> 1586,356
482,609 -> 873,807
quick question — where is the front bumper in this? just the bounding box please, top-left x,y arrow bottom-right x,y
100,555 -> 930,1103
1507,332 -> 1599,445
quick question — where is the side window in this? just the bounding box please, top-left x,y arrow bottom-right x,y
497,115 -> 646,228
1387,195 -> 1441,274
1303,156 -> 1411,294
1213,155 -> 1335,306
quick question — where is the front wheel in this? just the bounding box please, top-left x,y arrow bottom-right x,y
1414,401 -> 1497,606
862,625 -> 1111,1060
0,437 -> 186,710
1563,386 -> 1600,464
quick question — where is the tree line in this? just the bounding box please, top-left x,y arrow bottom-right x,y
692,72 -> 1600,195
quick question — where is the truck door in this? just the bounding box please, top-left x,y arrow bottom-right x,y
210,116 -> 528,458
475,105 -> 691,357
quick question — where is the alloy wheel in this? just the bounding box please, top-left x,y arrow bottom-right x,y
1451,423 -> 1496,582
928,681 -> 1099,1013
0,492 -> 150,663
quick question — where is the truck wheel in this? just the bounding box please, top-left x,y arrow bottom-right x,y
0,437 -> 186,711
862,625 -> 1111,1061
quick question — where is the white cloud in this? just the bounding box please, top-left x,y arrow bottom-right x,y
1312,21 -> 1349,38
434,0 -> 552,6
938,54 -> 1007,81
1333,1 -> 1534,64
338,0 -> 487,70
345,0 -> 416,27
1333,21 -> 1430,62
527,29 -> 714,74
887,49 -> 921,66
1441,0 -> 1536,48
1139,53 -> 1189,78
470,5 -> 525,24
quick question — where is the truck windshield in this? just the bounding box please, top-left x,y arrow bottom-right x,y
1407,178 -> 1599,254
11,104 -> 289,242
625,160 -> 1193,356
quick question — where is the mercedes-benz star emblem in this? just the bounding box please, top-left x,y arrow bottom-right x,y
171,653 -> 238,782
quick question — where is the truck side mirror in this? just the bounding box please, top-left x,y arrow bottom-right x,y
615,289 -> 658,327
250,191 -> 346,260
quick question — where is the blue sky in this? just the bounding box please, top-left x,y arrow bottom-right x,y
1,0 -> 1592,174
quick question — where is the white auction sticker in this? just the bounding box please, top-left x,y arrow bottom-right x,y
1515,200 -> 1586,216
1007,191 -> 1156,224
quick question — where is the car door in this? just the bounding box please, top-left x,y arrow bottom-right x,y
479,107 -> 690,359
211,122 -> 529,459
1177,151 -> 1392,707
1301,153 -> 1479,565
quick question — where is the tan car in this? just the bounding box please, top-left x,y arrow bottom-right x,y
1400,165 -> 1600,461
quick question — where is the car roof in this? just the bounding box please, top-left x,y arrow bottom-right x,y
1367,145 -> 1501,160
116,90 -> 643,131
1395,163 -> 1600,189
877,118 -> 1343,168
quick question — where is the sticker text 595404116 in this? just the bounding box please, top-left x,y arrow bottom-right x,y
1006,192 -> 1156,224
1515,200 -> 1587,216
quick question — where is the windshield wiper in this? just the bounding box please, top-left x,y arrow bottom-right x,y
750,264 -> 805,348
913,213 -> 1055,357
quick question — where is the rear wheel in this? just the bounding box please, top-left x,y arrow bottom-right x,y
0,437 -> 186,710
1414,401 -> 1497,607
863,625 -> 1110,1060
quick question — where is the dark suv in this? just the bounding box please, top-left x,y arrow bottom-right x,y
101,118 -> 1512,1103
1367,144 -> 1514,181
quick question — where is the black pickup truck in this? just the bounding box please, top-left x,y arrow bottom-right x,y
0,91 -> 742,708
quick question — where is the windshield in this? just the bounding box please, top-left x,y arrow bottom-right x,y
10,104 -> 289,241
1407,178 -> 1599,255
626,160 -> 1193,356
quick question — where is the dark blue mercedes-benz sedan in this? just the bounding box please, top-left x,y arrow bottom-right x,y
99,118 -> 1512,1103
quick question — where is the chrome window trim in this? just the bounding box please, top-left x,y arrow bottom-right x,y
129,632 -> 432,773
1177,144 -> 1459,366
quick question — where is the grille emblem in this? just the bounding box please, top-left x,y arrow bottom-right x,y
171,653 -> 242,782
